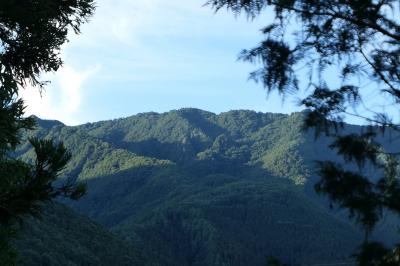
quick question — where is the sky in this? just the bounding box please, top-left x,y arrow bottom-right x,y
20,0 -> 305,126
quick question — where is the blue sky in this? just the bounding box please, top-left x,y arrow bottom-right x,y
21,0 -> 304,125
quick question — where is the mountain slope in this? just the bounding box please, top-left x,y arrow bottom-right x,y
17,109 -> 400,265
60,161 -> 361,265
15,203 -> 143,266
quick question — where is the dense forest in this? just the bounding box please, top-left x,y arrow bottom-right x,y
2,0 -> 398,265
15,109 -> 400,265
16,203 -> 143,266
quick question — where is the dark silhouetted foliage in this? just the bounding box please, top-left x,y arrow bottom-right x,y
207,0 -> 400,264
0,0 -> 95,262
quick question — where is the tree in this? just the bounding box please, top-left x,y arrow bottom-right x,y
207,0 -> 400,265
0,0 -> 95,262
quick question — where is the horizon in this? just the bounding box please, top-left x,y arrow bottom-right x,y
33,107 -> 299,126
20,1 -> 304,126
33,107 -> 367,128
7,1 -> 400,265
20,1 -> 388,127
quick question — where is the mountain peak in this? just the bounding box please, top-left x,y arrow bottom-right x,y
32,115 -> 65,129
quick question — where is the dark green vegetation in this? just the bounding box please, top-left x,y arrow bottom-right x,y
16,109 -> 400,265
0,0 -> 95,262
208,1 -> 400,264
16,203 -> 143,266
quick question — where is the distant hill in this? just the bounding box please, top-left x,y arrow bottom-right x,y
16,109 -> 400,265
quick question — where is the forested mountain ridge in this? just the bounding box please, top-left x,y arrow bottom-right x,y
16,109 -> 400,265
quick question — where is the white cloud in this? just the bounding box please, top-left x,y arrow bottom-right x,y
21,64 -> 99,125
19,1 -> 274,124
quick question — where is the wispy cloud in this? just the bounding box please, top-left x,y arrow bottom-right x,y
20,0 -> 279,124
21,64 -> 99,125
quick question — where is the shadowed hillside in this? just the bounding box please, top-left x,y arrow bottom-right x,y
16,203 -> 143,266
17,109 -> 400,265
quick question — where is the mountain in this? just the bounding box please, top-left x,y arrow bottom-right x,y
15,202 -> 143,266
16,108 -> 400,265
